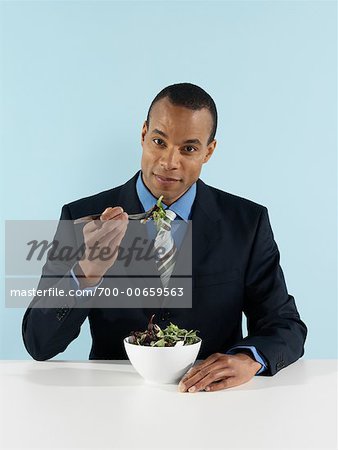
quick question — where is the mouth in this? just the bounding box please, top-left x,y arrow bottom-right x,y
153,173 -> 181,185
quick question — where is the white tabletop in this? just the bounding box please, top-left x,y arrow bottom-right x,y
0,359 -> 337,449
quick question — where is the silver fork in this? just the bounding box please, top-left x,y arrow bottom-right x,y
73,205 -> 157,224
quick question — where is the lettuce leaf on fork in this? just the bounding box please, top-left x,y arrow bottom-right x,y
140,195 -> 167,229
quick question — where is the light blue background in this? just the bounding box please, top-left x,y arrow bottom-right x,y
0,0 -> 336,360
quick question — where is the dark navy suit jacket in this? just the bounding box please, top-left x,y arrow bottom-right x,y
22,172 -> 307,375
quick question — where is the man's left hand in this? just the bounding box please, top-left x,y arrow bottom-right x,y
178,352 -> 262,393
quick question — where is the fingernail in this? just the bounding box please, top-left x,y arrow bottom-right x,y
188,386 -> 196,393
178,382 -> 186,392
205,386 -> 210,391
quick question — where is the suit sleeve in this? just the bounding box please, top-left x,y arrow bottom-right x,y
21,205 -> 93,361
234,207 -> 307,376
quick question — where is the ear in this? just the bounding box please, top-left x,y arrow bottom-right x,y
203,139 -> 217,163
141,121 -> 148,144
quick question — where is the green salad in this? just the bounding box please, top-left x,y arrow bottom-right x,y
128,314 -> 200,347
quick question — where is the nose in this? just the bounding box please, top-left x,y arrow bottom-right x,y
159,148 -> 180,170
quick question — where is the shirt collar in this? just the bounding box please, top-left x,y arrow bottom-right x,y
136,171 -> 196,222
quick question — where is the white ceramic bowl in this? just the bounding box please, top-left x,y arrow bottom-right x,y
123,337 -> 202,384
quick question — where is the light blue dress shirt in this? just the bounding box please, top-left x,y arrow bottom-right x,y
71,171 -> 267,374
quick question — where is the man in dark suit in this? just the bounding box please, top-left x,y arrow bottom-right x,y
22,83 -> 307,393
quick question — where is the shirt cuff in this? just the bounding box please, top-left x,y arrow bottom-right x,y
70,264 -> 103,292
226,345 -> 267,375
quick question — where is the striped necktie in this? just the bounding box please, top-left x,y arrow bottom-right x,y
154,210 -> 177,288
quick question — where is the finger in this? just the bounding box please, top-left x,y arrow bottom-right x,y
191,353 -> 221,371
185,356 -> 217,376
179,366 -> 211,390
181,354 -> 220,382
81,228 -> 127,276
178,361 -> 220,392
99,215 -> 128,243
100,207 -> 125,221
188,369 -> 235,393
204,377 -> 235,392
87,214 -> 127,242
106,227 -> 127,249
90,220 -> 127,249
84,216 -> 122,233
83,219 -> 103,233
99,213 -> 128,238
84,208 -> 125,233
180,365 -> 233,393
100,213 -> 128,232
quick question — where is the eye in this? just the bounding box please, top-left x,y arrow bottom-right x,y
183,146 -> 197,153
153,138 -> 166,147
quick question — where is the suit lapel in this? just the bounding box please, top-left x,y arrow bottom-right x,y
171,178 -> 222,279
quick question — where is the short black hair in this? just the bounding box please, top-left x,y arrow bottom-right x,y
146,83 -> 217,145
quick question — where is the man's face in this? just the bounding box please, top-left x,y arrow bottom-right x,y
141,97 -> 217,205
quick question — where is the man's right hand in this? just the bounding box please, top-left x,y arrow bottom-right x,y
77,206 -> 129,285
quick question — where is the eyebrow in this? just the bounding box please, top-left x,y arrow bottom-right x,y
151,128 -> 202,146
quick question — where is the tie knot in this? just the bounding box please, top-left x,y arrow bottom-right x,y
165,209 -> 176,222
